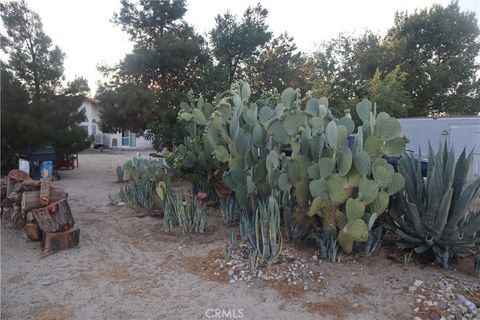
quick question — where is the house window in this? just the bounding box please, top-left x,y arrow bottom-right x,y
92,124 -> 97,136
121,131 -> 136,147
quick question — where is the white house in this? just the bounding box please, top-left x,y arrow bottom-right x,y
79,98 -> 153,150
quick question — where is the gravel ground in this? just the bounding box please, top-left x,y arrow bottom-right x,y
1,150 -> 479,320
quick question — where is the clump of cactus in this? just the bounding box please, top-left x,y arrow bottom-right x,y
119,174 -> 157,208
119,157 -> 166,208
179,81 -> 407,256
116,165 -> 124,182
390,143 -> 480,268
163,192 -> 207,233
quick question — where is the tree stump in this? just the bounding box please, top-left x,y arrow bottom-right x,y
42,226 -> 80,253
33,199 -> 75,233
21,186 -> 67,212
25,222 -> 41,241
39,177 -> 51,206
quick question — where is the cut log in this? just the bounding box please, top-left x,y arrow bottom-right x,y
8,169 -> 31,181
1,178 -> 8,199
33,199 -> 75,233
21,179 -> 41,191
1,198 -> 13,208
25,222 -> 41,241
39,177 -> 51,206
7,170 -> 31,195
2,207 -> 13,220
21,186 -> 67,212
42,226 -> 80,253
7,191 -> 19,203
12,205 -> 25,228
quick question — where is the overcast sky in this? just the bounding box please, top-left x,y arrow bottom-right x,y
20,0 -> 480,95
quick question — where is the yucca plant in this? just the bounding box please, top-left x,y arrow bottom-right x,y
240,196 -> 283,268
390,143 -> 480,268
163,193 -> 206,233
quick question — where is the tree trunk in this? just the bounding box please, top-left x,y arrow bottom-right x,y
39,177 -> 51,206
33,199 -> 75,233
21,186 -> 67,212
42,226 -> 80,253
25,222 -> 41,241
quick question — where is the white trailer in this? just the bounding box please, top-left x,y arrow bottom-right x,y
398,117 -> 480,178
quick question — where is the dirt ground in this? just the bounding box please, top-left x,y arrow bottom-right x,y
1,150 -> 478,320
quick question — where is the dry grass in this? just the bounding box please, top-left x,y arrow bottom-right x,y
183,247 -> 229,283
351,282 -> 369,295
7,272 -> 27,284
265,278 -> 305,298
32,305 -> 73,320
303,298 -> 361,320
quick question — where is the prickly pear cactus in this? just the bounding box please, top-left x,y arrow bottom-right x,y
178,82 -> 407,256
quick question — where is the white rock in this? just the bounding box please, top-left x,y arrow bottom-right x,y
414,307 -> 420,313
414,280 -> 424,287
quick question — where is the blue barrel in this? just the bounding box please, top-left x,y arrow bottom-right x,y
40,161 -> 53,178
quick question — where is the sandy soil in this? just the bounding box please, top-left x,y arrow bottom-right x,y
1,150 -> 478,320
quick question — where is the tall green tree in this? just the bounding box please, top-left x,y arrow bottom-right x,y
97,0 -> 211,148
1,0 -> 88,170
210,4 -> 272,87
246,33 -> 308,93
366,66 -> 412,117
387,1 -> 480,116
309,32 -> 385,116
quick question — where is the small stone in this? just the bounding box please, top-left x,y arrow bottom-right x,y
229,279 -> 235,284
414,317 -> 422,320
416,298 -> 422,303
293,281 -> 297,285
414,280 -> 424,287
409,286 -> 417,293
425,301 -> 433,307
228,269 -> 234,276
303,286 -> 308,291
312,255 -> 318,261
414,307 -> 420,313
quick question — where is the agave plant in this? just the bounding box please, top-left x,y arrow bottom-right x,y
390,143 -> 480,268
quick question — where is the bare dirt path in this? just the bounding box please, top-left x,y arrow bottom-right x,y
1,151 -> 478,320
